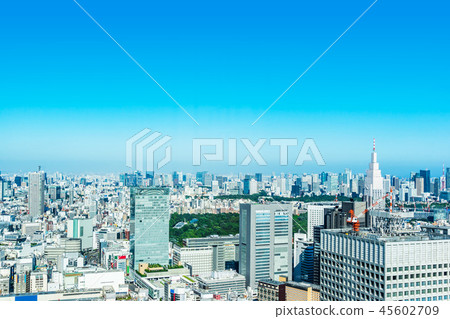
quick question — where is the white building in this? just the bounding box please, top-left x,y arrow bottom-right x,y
197,270 -> 246,299
306,204 -> 335,241
173,245 -> 213,276
67,218 -> 94,250
364,140 -> 385,209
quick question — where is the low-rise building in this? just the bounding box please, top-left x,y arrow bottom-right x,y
258,279 -> 286,301
285,281 -> 320,301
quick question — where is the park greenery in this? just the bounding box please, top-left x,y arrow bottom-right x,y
169,211 -> 308,246
214,191 -> 359,203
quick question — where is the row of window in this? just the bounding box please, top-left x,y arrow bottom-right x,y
387,264 -> 450,272
387,271 -> 449,281
386,288 -> 449,298
387,280 -> 449,289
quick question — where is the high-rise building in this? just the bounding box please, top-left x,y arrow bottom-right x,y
239,203 -> 292,291
415,177 -> 424,196
49,185 -> 61,201
306,204 -> 335,240
28,172 -> 45,218
321,226 -> 450,301
446,168 -> 450,191
67,218 -> 94,250
364,140 -> 385,209
293,233 -> 314,283
130,187 -> 170,269
420,169 -> 431,193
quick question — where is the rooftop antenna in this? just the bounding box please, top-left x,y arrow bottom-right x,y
373,138 -> 376,152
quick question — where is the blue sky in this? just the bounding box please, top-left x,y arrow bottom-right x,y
0,0 -> 449,177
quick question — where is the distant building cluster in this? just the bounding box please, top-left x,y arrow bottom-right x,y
0,145 -> 450,301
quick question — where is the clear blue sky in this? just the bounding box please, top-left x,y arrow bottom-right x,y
0,0 -> 449,177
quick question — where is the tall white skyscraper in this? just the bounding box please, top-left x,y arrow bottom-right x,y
28,172 -> 45,218
364,139 -> 385,209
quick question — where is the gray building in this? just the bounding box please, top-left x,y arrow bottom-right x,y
197,270 -> 246,299
239,203 -> 292,291
184,235 -> 239,271
28,172 -> 45,218
130,187 -> 170,269
321,227 -> 450,301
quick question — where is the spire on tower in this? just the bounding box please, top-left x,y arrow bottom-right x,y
373,138 -> 376,152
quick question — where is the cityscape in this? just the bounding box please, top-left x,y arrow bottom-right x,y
1,0 -> 449,315
1,144 -> 450,301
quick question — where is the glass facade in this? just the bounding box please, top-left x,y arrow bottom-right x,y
130,187 -> 170,269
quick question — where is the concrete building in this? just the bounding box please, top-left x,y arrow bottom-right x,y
173,245 -> 213,276
293,233 -> 314,283
258,279 -> 286,301
183,235 -> 239,271
285,281 -> 320,301
416,177 -> 425,197
321,227 -> 450,301
28,172 -> 45,218
307,204 -> 336,240
239,203 -> 292,291
67,218 -> 94,250
130,187 -> 170,269
197,270 -> 246,299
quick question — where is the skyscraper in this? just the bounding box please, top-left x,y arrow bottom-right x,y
446,168 -> 450,191
130,187 -> 170,269
364,139 -> 385,209
28,172 -> 45,218
321,226 -> 450,301
420,169 -> 431,193
239,203 -> 292,291
306,204 -> 335,241
415,177 -> 424,196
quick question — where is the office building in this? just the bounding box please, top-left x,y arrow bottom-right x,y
183,235 -> 239,271
173,245 -> 214,276
28,172 -> 45,218
197,270 -> 246,299
293,233 -> 314,283
239,203 -> 292,291
67,218 -> 94,250
420,169 -> 431,193
307,204 -> 335,240
416,177 -> 424,196
130,187 -> 170,269
321,227 -> 450,301
446,168 -> 450,191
